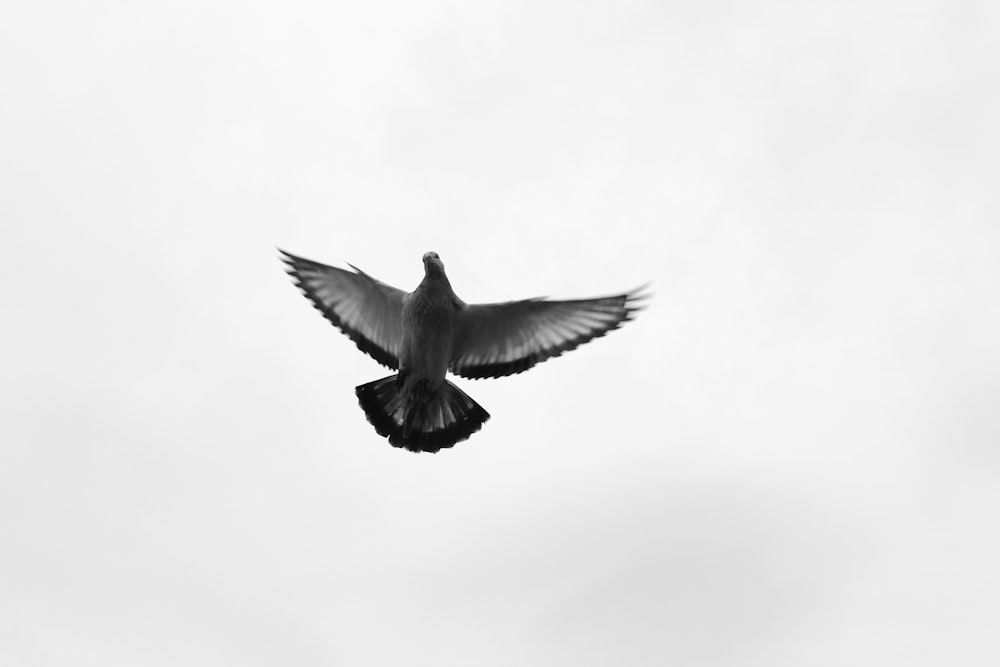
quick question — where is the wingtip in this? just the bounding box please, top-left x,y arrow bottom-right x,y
277,247 -> 300,265
277,249 -> 299,275
626,282 -> 654,308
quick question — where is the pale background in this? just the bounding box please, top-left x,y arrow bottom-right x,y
2,1 -> 999,665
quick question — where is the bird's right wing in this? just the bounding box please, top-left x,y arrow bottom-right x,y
280,249 -> 406,369
450,288 -> 649,379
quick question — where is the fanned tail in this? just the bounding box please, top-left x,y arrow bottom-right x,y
355,375 -> 490,453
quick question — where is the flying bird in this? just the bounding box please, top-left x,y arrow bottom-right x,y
280,249 -> 648,453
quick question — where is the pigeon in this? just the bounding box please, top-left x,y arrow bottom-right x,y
280,249 -> 648,453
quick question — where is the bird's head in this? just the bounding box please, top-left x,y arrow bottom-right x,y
422,251 -> 446,277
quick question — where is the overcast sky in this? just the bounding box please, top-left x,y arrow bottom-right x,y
2,1 -> 999,665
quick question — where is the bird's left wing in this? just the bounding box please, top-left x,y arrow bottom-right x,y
280,249 -> 406,369
450,288 -> 649,379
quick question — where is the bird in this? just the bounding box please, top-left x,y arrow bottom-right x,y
279,249 -> 648,453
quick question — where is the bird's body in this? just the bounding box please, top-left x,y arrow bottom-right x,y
280,249 -> 647,453
400,258 -> 457,392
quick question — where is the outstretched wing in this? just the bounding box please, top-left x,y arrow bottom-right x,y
280,249 -> 406,369
450,287 -> 649,379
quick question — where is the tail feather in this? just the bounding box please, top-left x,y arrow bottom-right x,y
355,375 -> 490,453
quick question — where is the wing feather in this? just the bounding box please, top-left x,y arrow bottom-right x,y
450,287 -> 649,379
279,249 -> 406,369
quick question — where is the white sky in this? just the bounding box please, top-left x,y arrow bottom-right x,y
2,1 -> 999,665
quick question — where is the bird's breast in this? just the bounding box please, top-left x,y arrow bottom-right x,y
399,288 -> 457,386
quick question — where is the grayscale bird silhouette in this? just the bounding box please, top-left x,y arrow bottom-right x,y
280,249 -> 649,453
